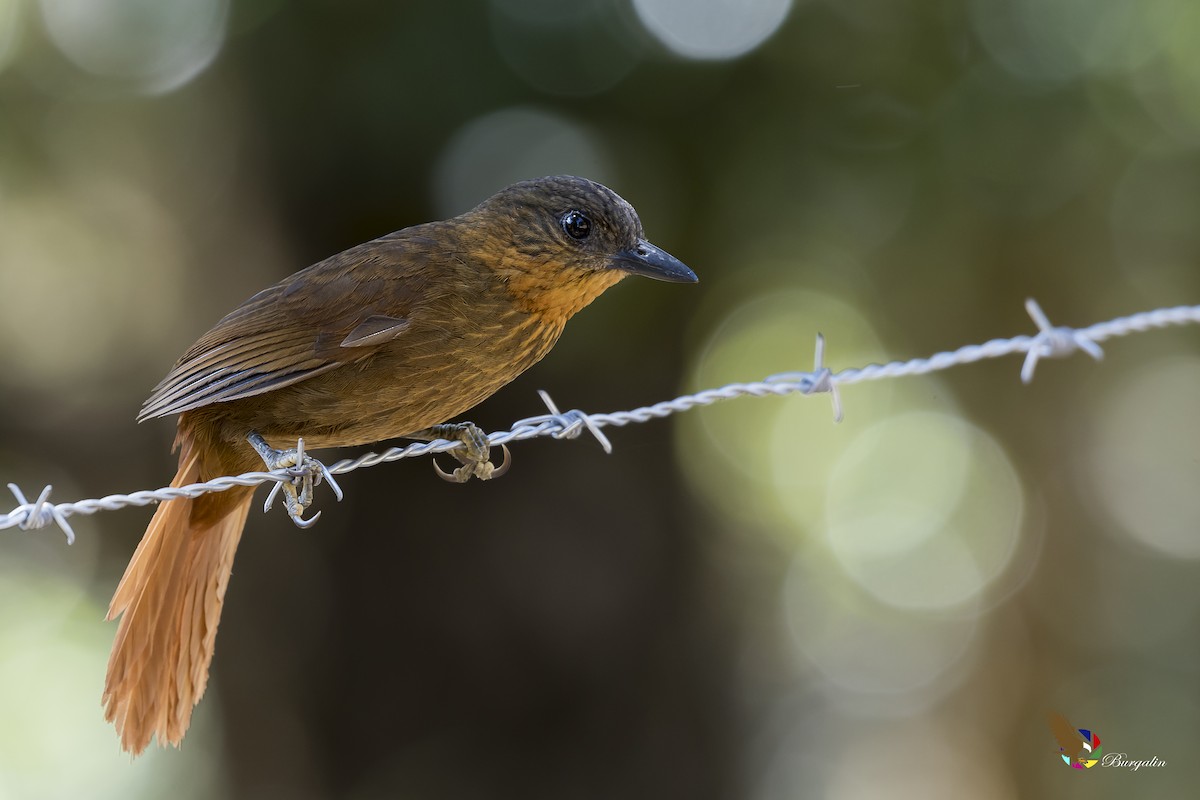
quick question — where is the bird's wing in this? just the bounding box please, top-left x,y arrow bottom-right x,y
139,234 -> 442,422
1047,712 -> 1084,759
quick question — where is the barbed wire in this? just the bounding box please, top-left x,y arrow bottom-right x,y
2,298 -> 1198,543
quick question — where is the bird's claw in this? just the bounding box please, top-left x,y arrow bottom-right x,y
420,422 -> 511,483
249,433 -> 343,528
433,443 -> 511,483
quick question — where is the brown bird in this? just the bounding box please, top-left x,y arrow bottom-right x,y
103,175 -> 696,754
1046,711 -> 1086,764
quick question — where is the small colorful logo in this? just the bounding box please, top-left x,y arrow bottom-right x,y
1048,712 -> 1102,769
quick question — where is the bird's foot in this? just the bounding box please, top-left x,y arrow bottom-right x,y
415,423 -> 511,483
248,432 -> 343,528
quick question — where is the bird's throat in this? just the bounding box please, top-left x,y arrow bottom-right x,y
498,261 -> 626,327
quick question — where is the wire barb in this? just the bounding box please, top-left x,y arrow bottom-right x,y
510,390 -> 613,454
254,436 -> 343,528
5,483 -> 75,544
2,297 -> 1198,540
764,333 -> 843,422
1020,298 -> 1105,384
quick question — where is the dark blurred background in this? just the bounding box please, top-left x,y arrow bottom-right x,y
1,0 -> 1199,798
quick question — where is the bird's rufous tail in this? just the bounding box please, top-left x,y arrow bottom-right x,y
103,429 -> 253,755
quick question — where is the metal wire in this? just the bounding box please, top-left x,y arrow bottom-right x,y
3,299 -> 1198,542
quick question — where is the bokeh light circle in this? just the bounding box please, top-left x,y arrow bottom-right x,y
969,0 -> 1161,85
432,106 -> 612,219
633,0 -> 793,61
824,721 -> 1018,800
0,175 -> 187,388
821,412 -> 1026,611
679,286 -> 892,538
825,412 -> 971,559
488,0 -> 642,96
782,550 -> 978,708
0,567 -> 224,797
38,0 -> 228,94
1083,355 -> 1200,559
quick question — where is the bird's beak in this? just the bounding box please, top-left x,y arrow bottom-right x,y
610,239 -> 697,283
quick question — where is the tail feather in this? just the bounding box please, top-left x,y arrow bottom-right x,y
103,434 -> 252,755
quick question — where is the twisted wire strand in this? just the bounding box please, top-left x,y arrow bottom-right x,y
4,299 -> 1198,542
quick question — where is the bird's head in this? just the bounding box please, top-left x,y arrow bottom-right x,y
462,175 -> 696,319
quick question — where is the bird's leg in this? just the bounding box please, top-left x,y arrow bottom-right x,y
411,423 -> 511,483
247,432 -> 343,528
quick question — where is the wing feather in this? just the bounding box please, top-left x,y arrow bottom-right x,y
139,232 -> 443,422
139,340 -> 338,420
143,330 -> 303,406
340,314 -> 410,347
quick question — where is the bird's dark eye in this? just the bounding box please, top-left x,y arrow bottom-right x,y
560,210 -> 592,240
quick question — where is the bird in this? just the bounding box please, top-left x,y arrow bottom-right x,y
1046,711 -> 1086,765
102,175 -> 696,755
